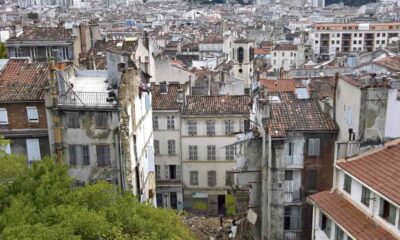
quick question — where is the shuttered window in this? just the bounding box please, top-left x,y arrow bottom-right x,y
26,139 -> 41,162
208,170 -> 216,187
96,145 -> 111,167
26,107 -> 39,123
308,138 -> 320,156
0,108 -> 8,124
67,112 -> 80,128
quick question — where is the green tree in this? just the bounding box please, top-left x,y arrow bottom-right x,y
27,12 -> 39,20
0,43 -> 7,59
0,146 -> 193,240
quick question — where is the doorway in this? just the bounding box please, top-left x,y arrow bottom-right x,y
170,192 -> 178,209
218,195 -> 226,215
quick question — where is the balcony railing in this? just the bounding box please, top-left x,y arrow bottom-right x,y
59,91 -> 118,108
283,156 -> 304,168
156,179 -> 182,185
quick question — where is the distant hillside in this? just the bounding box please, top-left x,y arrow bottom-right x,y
326,0 -> 377,6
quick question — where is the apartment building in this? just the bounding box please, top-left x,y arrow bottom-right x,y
181,95 -> 250,216
312,22 -> 400,61
152,82 -> 190,210
308,140 -> 400,240
0,59 -> 50,161
271,44 -> 302,72
243,80 -> 337,240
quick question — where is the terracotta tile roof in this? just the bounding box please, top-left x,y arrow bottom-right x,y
309,191 -> 398,240
86,40 -> 138,70
267,91 -> 337,137
152,83 -> 184,111
254,48 -> 269,55
260,79 -> 298,92
337,140 -> 400,206
272,44 -> 298,51
7,27 -> 73,42
182,95 -> 250,116
0,59 -> 48,102
374,55 -> 400,72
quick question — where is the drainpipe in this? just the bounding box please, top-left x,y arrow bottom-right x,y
333,72 -> 339,123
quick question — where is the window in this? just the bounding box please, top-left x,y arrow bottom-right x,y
282,52 -> 285,57
288,142 -> 293,156
95,112 -> 108,129
308,169 -> 318,191
168,140 -> 176,155
0,108 -> 8,125
208,170 -> 216,186
225,171 -> 232,186
207,145 -> 216,160
0,142 -> 11,154
343,174 -> 352,194
67,112 -> 80,128
188,121 -> 197,135
26,139 -> 41,162
190,171 -> 198,185
334,225 -> 344,240
206,120 -> 215,136
155,165 -> 161,179
284,170 -> 293,181
353,40 -> 357,44
153,116 -> 159,130
154,140 -> 160,155
26,106 -> 39,123
337,33 -> 340,37
225,120 -> 234,135
377,33 -> 381,37
69,145 -> 77,166
284,206 -> 300,230
156,193 -> 163,207
226,145 -> 235,160
382,33 -> 386,37
361,186 -> 371,207
167,116 -> 175,129
82,146 -> 90,166
69,145 -> 89,166
96,145 -> 111,167
189,145 -> 198,160
379,198 -> 396,225
308,138 -> 320,156
320,213 -> 331,237
169,165 -> 177,179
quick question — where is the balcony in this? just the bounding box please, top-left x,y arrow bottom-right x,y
283,156 -> 304,168
156,179 -> 182,186
59,91 -> 118,109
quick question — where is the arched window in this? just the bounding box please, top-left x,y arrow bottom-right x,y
237,47 -> 244,63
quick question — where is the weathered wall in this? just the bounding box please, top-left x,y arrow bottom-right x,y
0,102 -> 47,129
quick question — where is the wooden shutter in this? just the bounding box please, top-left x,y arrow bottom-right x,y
26,139 -> 41,161
0,108 -> 8,124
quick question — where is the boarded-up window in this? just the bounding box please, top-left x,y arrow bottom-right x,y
26,139 -> 41,162
67,112 -> 80,128
308,138 -> 320,156
190,171 -> 198,185
26,106 -> 39,123
0,108 -> 8,124
208,170 -> 216,187
96,145 -> 111,167
95,112 -> 108,129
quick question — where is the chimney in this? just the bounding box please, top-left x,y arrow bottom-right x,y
176,89 -> 184,103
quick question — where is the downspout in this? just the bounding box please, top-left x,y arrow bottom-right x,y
49,60 -> 63,163
333,72 -> 339,123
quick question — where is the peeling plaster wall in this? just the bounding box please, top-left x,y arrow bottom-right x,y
385,89 -> 400,139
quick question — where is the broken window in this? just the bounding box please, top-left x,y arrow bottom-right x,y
190,171 -> 198,185
208,170 -> 216,187
95,112 -> 108,129
207,145 -> 216,160
67,112 -> 80,128
167,116 -> 175,129
167,140 -> 176,155
189,145 -> 198,160
96,145 -> 111,167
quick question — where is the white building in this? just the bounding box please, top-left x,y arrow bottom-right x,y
232,39 -> 255,92
311,22 -> 400,61
271,44 -> 301,72
181,95 -> 250,216
308,140 -> 400,240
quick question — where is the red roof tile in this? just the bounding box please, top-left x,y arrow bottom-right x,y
260,79 -> 298,92
337,140 -> 400,206
267,91 -> 337,137
182,95 -> 250,116
0,59 -> 48,102
7,27 -> 73,42
309,191 -> 398,240
152,83 -> 185,111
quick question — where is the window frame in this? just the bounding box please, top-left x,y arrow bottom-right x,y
343,174 -> 352,194
361,186 -> 371,207
67,112 -> 80,128
153,115 -> 159,130
95,112 -> 108,129
225,145 -> 235,160
154,140 -> 160,155
225,120 -> 234,135
187,121 -> 197,136
167,139 -> 176,155
0,108 -> 8,125
308,138 -> 321,156
26,106 -> 39,123
189,145 -> 198,160
207,170 -> 217,187
207,145 -> 216,160
206,120 -> 216,136
190,171 -> 199,185
96,145 -> 111,167
167,115 -> 175,129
